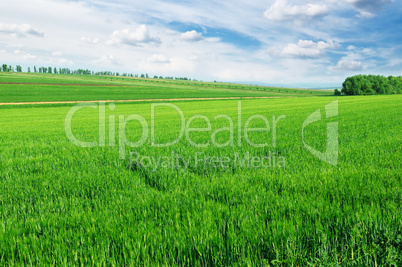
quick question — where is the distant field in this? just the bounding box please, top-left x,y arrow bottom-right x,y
0,94 -> 400,265
0,73 -> 333,103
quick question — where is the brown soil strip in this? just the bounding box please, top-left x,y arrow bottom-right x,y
0,96 -> 282,106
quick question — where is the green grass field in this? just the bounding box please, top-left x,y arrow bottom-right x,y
0,73 -> 332,103
0,74 -> 401,265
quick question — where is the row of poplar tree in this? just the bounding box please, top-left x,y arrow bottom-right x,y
0,64 -> 194,81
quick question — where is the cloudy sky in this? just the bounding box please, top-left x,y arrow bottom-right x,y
1,0 -> 401,87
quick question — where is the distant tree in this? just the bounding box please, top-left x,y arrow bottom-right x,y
388,76 -> 402,94
342,74 -> 401,95
54,67 -> 57,74
2,64 -> 8,72
361,79 -> 373,94
34,66 -> 37,73
334,89 -> 341,96
15,65 -> 22,72
146,73 -> 149,78
48,67 -> 52,74
140,74 -> 145,78
342,76 -> 362,95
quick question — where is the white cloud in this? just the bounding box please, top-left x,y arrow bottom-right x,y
57,58 -> 74,65
264,0 -> 329,21
81,36 -> 99,44
0,22 -> 44,37
181,30 -> 204,42
343,47 -> 376,57
52,51 -> 63,56
343,0 -> 392,12
165,29 -> 177,35
357,11 -> 375,18
8,43 -> 24,48
120,19 -> 132,25
189,54 -> 199,61
339,0 -> 393,17
335,59 -> 363,70
281,40 -> 336,58
93,55 -> 121,66
387,58 -> 402,67
147,54 -> 171,64
106,25 -> 161,46
13,49 -> 37,60
362,48 -> 376,56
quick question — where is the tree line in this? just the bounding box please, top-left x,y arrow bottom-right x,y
0,63 -> 194,81
339,74 -> 402,95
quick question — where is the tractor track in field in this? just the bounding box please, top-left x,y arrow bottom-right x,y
0,96 -> 282,106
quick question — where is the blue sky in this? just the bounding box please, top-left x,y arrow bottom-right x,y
0,0 -> 401,87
